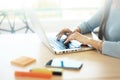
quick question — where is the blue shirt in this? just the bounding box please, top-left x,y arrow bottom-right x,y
79,8 -> 120,58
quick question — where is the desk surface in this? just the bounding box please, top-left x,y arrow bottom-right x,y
0,33 -> 120,80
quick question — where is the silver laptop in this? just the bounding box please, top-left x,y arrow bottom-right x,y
28,12 -> 93,54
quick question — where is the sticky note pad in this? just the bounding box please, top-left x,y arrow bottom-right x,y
11,56 -> 36,67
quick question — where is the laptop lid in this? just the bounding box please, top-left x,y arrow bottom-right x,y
27,12 -> 55,53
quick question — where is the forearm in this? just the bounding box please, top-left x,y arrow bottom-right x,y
87,38 -> 103,51
73,27 -> 103,51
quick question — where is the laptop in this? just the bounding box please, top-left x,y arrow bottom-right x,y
28,12 -> 93,54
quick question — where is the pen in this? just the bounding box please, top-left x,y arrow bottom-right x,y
15,71 -> 52,78
61,60 -> 64,67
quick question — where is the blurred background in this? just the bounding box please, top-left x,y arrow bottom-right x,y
0,0 -> 103,34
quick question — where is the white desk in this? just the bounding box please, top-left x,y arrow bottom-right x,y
0,33 -> 120,80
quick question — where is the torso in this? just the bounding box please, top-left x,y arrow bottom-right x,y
105,8 -> 120,41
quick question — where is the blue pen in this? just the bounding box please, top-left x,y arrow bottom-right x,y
61,61 -> 64,67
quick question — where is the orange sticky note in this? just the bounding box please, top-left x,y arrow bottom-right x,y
11,56 -> 36,67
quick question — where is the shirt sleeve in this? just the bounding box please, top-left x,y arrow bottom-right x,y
102,41 -> 120,58
78,9 -> 103,34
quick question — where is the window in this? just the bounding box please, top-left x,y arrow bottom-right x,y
0,0 -> 103,20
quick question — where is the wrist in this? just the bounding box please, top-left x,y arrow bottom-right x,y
87,38 -> 103,51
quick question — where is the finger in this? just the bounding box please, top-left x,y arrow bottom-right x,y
64,33 -> 72,36
56,30 -> 64,39
57,33 -> 64,40
56,30 -> 67,40
56,31 -> 65,40
64,28 -> 72,35
56,28 -> 72,40
64,37 -> 71,44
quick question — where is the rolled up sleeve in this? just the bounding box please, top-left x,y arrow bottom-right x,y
102,41 -> 120,58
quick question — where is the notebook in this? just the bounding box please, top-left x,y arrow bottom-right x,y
28,12 -> 93,54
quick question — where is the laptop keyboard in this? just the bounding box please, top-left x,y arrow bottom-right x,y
49,36 -> 82,50
49,37 -> 69,50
